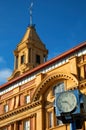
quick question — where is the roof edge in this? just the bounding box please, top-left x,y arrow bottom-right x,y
0,41 -> 86,89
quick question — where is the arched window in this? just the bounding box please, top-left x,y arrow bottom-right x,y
53,82 -> 65,95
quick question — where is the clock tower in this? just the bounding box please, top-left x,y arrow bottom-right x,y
8,25 -> 48,80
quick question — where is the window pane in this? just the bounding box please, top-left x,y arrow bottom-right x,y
24,120 -> 30,130
15,56 -> 18,69
21,55 -> 25,64
4,104 -> 8,112
53,82 -> 64,95
48,112 -> 53,128
29,48 -> 31,63
36,54 -> 40,64
25,95 -> 30,104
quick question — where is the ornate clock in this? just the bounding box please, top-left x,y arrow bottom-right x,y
56,91 -> 77,113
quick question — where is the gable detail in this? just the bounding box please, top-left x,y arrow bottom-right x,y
32,72 -> 79,101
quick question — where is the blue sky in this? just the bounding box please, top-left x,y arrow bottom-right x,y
0,0 -> 86,84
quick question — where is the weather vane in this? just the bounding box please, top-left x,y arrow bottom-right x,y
29,0 -> 34,26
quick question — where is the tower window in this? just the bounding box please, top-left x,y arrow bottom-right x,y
29,48 -> 31,63
36,54 -> 40,64
44,55 -> 47,62
21,55 -> 25,64
15,56 -> 18,69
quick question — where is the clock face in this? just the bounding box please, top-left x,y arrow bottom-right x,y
57,91 -> 77,113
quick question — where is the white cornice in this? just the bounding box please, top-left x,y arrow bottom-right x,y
0,48 -> 86,96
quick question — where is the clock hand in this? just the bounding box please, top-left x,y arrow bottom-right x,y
62,100 -> 71,107
61,101 -> 68,103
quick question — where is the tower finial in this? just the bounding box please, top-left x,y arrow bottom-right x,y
29,1 -> 33,26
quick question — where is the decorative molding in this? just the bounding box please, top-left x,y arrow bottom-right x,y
0,48 -> 86,95
32,72 -> 79,101
79,80 -> 86,89
0,100 -> 41,121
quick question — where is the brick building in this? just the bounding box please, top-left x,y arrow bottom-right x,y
0,24 -> 86,130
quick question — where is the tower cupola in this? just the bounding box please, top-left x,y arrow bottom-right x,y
8,25 -> 48,80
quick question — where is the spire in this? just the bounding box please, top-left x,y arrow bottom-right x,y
29,0 -> 34,26
20,26 -> 42,44
8,0 -> 48,81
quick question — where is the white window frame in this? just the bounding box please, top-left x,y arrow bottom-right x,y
4,104 -> 8,113
48,111 -> 53,128
25,95 -> 30,104
24,120 -> 30,130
